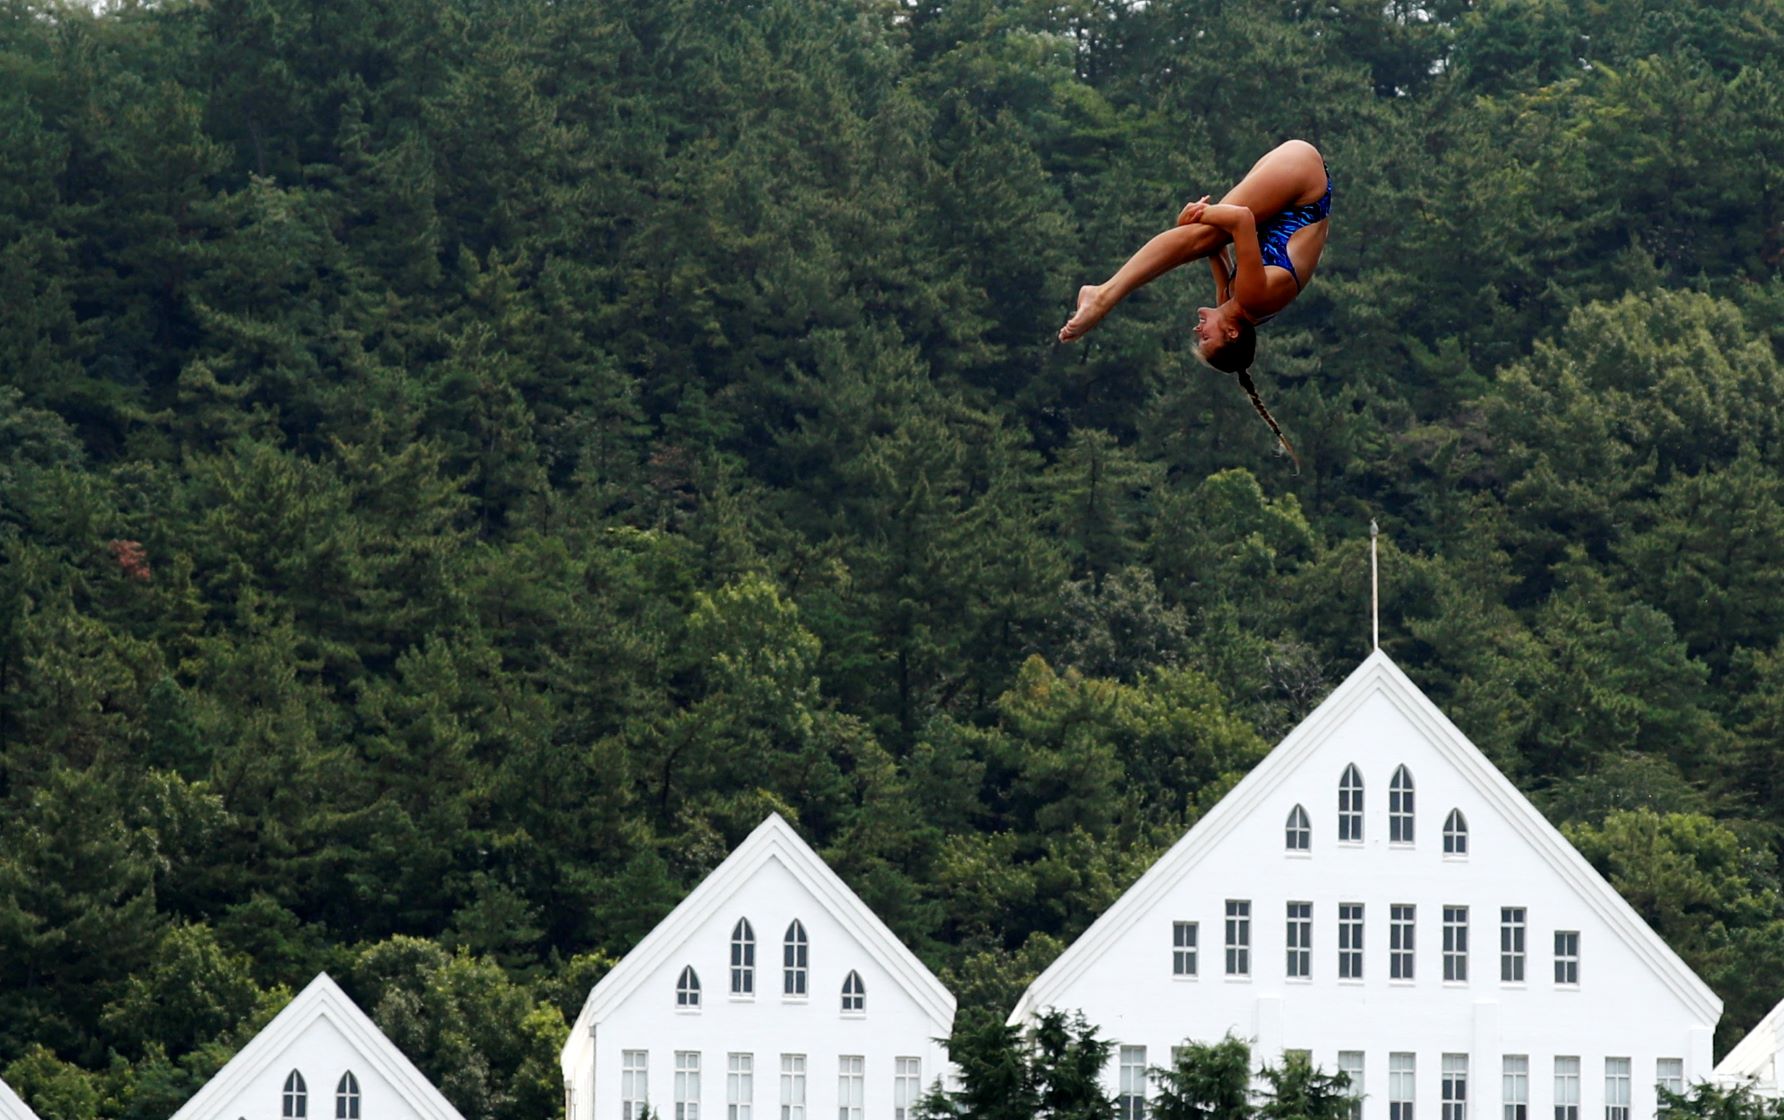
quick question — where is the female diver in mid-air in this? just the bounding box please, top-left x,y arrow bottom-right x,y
1057,138 -> 1331,467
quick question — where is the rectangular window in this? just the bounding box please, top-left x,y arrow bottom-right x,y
1390,904 -> 1415,980
623,1052 -> 649,1120
1339,903 -> 1364,979
894,1059 -> 920,1120
1503,1055 -> 1528,1120
1605,1058 -> 1629,1120
836,1057 -> 863,1120
1443,1054 -> 1468,1120
1173,922 -> 1198,977
728,1055 -> 753,1120
779,1056 -> 805,1120
1338,1052 -> 1364,1120
1500,908 -> 1526,982
676,1052 -> 702,1120
1389,1053 -> 1416,1120
1657,1059 -> 1684,1098
1287,902 -> 1312,979
1225,901 -> 1251,976
1555,931 -> 1580,985
1555,1057 -> 1580,1120
1119,1046 -> 1147,1120
1444,906 -> 1469,982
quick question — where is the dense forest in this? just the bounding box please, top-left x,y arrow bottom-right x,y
4,0 -> 1784,1116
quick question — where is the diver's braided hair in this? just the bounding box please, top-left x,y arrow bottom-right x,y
1234,366 -> 1301,473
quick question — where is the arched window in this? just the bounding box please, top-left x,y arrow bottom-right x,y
676,964 -> 702,1008
1285,804 -> 1311,851
730,918 -> 756,995
335,1073 -> 360,1120
1444,808 -> 1468,855
1389,765 -> 1415,843
1338,765 -> 1363,842
783,920 -> 809,997
283,1072 -> 308,1120
841,970 -> 865,1013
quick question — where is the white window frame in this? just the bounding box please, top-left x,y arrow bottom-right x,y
784,921 -> 809,998
677,965 -> 702,1009
1555,930 -> 1580,986
1339,764 -> 1364,842
1225,900 -> 1251,977
335,1073 -> 359,1120
1390,903 -> 1415,980
1172,921 -> 1197,977
1605,1058 -> 1630,1120
676,1052 -> 702,1120
1338,1052 -> 1364,1120
1339,902 -> 1364,980
1442,1054 -> 1468,1120
836,1057 -> 863,1120
1657,1058 -> 1684,1100
728,1054 -> 753,1120
731,919 -> 756,996
1503,1055 -> 1528,1120
1389,1053 -> 1415,1120
840,970 -> 865,1015
1118,1046 -> 1147,1120
779,1055 -> 805,1120
1286,901 -> 1312,980
1500,907 -> 1526,983
894,1059 -> 920,1120
1443,905 -> 1469,983
623,1051 -> 649,1120
283,1072 -> 308,1120
1444,808 -> 1469,855
1286,804 -> 1311,852
1389,765 -> 1415,843
1555,1057 -> 1580,1120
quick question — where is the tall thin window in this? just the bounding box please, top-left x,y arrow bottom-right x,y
1442,1054 -> 1468,1120
1444,809 -> 1469,855
1503,1055 -> 1528,1120
1444,905 -> 1469,982
779,1055 -> 805,1120
728,1055 -> 753,1120
1555,931 -> 1580,985
678,965 -> 702,1008
1389,1054 -> 1415,1120
623,1052 -> 649,1120
1118,1046 -> 1148,1120
1389,765 -> 1415,843
1657,1059 -> 1684,1099
1605,1058 -> 1630,1120
1172,922 -> 1197,977
894,1059 -> 921,1120
283,1072 -> 308,1120
840,971 -> 865,1014
1225,901 -> 1251,976
1390,904 -> 1415,980
783,921 -> 809,997
1500,908 -> 1526,982
1555,1057 -> 1580,1120
1339,765 -> 1364,842
1338,1052 -> 1364,1120
837,1057 -> 863,1120
1339,903 -> 1364,979
731,919 -> 756,995
676,1052 -> 702,1120
335,1074 -> 359,1120
1286,805 -> 1311,851
1286,902 -> 1312,979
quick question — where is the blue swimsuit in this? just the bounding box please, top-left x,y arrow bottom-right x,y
1255,171 -> 1331,289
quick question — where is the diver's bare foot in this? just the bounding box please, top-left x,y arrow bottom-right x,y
1059,284 -> 1109,343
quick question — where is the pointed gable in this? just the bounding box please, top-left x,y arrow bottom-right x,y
1011,649 -> 1721,1025
565,813 -> 955,1049
1716,997 -> 1784,1094
169,974 -> 466,1120
0,1076 -> 41,1120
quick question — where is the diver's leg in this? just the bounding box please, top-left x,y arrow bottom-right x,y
1059,221 -> 1227,342
1211,139 -> 1327,217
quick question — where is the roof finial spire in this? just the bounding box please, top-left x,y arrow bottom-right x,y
1370,519 -> 1380,652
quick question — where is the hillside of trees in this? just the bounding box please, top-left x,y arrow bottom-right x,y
4,0 -> 1784,1117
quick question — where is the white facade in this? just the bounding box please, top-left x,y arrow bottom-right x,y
169,973 -> 466,1120
563,814 -> 954,1120
1012,651 -> 1720,1120
1715,997 -> 1784,1096
0,1075 -> 42,1120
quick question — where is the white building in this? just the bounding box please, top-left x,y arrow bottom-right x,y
0,1075 -> 42,1120
1011,650 -> 1721,1120
562,814 -> 954,1120
1715,997 -> 1784,1097
169,973 -> 466,1120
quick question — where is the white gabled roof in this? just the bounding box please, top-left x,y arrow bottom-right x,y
1009,649 -> 1723,1024
0,1075 -> 40,1120
1716,997 -> 1784,1089
564,814 -> 956,1056
169,973 -> 466,1120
